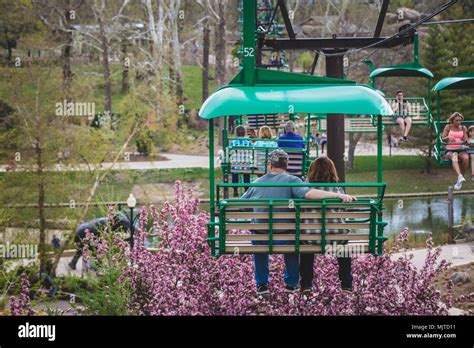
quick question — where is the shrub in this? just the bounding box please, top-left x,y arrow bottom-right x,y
24,181 -> 467,316
135,130 -> 155,157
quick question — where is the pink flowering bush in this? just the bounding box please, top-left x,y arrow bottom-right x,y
9,273 -> 34,316
75,181 -> 471,316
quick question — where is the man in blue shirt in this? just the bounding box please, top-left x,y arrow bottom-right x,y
277,121 -> 305,176
277,120 -> 305,149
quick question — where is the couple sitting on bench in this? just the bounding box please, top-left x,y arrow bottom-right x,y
241,149 -> 356,297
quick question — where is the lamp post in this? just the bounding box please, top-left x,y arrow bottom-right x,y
127,193 -> 137,248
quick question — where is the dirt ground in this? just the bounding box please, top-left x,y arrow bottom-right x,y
433,262 -> 474,312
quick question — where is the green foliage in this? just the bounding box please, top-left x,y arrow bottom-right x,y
390,0 -> 415,9
423,3 -> 474,119
296,52 -> 314,74
347,155 -> 439,173
135,129 -> 155,156
0,261 -> 39,308
71,267 -> 130,315
182,65 -> 218,109
0,0 -> 44,60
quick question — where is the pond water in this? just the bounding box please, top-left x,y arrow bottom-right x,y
383,195 -> 474,235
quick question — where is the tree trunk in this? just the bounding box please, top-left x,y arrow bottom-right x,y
347,132 -> 363,170
62,9 -> 73,99
4,28 -> 12,62
169,0 -> 183,106
97,15 -> 112,114
214,1 -> 227,146
7,45 -> 12,62
121,40 -> 129,93
143,0 -> 164,116
202,16 -> 210,103
35,141 -> 47,275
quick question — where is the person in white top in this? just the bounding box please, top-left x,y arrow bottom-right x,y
391,89 -> 413,142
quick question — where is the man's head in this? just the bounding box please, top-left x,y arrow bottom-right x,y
396,89 -> 403,100
235,125 -> 246,138
284,120 -> 296,134
268,149 -> 289,171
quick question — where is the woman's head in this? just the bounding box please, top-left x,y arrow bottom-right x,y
235,126 -> 246,137
307,156 -> 339,183
259,126 -> 273,139
448,112 -> 464,124
468,125 -> 474,136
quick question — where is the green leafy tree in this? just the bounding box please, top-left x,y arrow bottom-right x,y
424,3 -> 474,119
0,0 -> 43,62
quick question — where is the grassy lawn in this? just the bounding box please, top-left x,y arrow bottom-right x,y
182,65 -> 218,109
346,168 -> 465,195
0,63 -> 214,112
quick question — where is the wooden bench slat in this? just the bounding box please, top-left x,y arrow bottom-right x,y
224,245 -> 320,253
225,212 -> 371,219
226,222 -> 370,230
225,233 -> 370,241
223,244 -> 369,253
230,170 -> 302,175
224,205 -> 372,210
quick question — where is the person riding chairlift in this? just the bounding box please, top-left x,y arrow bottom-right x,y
391,89 -> 413,142
442,112 -> 469,190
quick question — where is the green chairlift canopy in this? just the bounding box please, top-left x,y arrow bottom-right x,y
370,63 -> 434,79
199,68 -> 394,119
199,85 -> 394,119
432,73 -> 474,91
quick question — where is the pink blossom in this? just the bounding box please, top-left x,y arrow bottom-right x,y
81,181 -> 461,316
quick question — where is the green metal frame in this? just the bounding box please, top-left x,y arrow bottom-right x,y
208,182 -> 387,257
368,33 -> 434,127
204,0 -> 389,258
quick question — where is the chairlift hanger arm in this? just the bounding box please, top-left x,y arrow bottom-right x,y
310,51 -> 319,75
374,0 -> 390,38
277,0 -> 296,39
263,35 -> 414,50
262,0 -> 457,53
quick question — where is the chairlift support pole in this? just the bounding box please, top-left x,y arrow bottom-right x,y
243,0 -> 257,86
325,50 -> 346,182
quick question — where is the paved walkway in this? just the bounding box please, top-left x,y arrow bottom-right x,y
391,243 -> 474,269
0,142 -> 420,173
392,243 -> 474,316
0,153 -> 218,172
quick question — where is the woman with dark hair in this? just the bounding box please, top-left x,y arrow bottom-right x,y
300,156 -> 353,294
